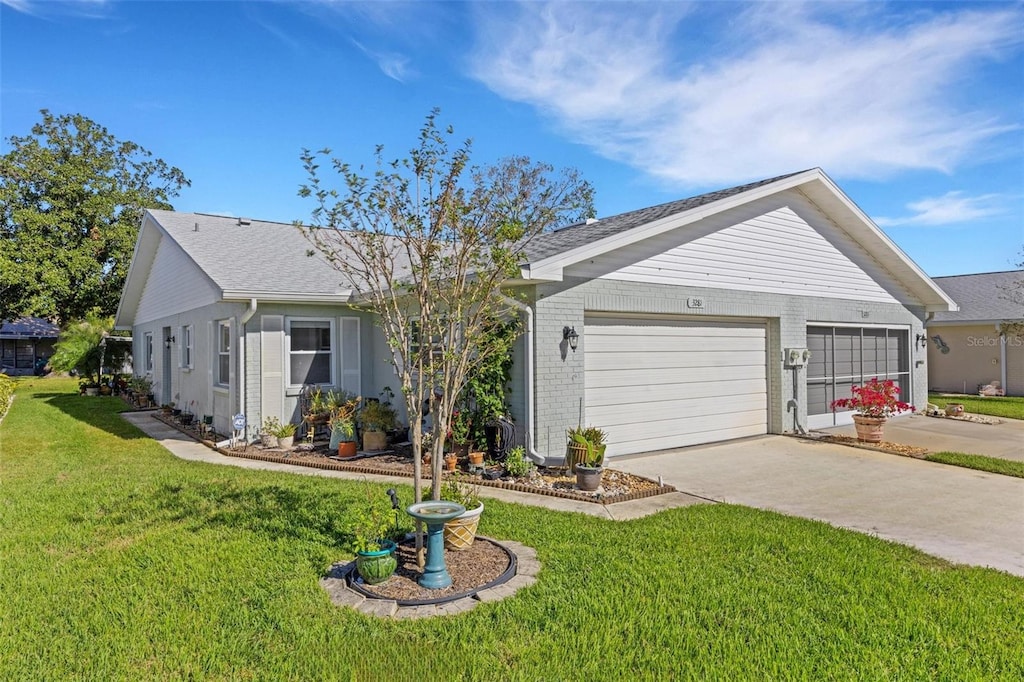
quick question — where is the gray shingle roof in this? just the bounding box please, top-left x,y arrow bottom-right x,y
0,317 -> 59,338
149,210 -> 357,297
524,170 -> 809,261
930,271 -> 1024,323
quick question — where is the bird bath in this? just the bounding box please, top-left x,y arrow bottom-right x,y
406,501 -> 466,589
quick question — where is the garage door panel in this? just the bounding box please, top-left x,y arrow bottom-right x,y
588,393 -> 767,425
585,379 -> 768,408
585,364 -> 765,388
586,350 -> 767,371
588,336 -> 765,353
584,314 -> 767,457
612,422 -> 767,454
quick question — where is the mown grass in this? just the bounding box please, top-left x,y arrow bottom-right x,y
926,451 -> 1024,479
929,393 -> 1024,420
3,378 -> 1023,680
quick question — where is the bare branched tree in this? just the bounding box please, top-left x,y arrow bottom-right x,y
297,110 -> 593,505
999,248 -> 1024,337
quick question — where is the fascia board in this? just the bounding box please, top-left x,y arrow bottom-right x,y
524,169 -> 823,280
222,291 -> 354,303
925,319 -> 1018,327
114,211 -> 160,327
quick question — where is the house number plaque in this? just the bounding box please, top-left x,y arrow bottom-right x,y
687,297 -> 705,309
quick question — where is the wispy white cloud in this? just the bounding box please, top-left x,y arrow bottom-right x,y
876,192 -> 1008,227
1,0 -> 112,18
469,2 -> 1024,187
352,39 -> 414,83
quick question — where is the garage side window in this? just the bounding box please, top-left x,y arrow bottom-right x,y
216,320 -> 230,387
288,319 -> 333,386
144,332 -> 154,373
180,324 -> 194,369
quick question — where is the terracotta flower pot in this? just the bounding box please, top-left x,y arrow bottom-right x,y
468,451 -> 485,466
338,441 -> 357,458
444,454 -> 458,472
852,415 -> 886,443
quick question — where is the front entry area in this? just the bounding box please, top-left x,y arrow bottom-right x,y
806,325 -> 910,428
584,314 -> 768,457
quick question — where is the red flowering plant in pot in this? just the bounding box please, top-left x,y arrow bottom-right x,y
830,377 -> 914,443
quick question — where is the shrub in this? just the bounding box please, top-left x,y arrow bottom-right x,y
0,373 -> 14,420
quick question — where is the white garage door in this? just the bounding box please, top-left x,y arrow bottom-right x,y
584,315 -> 768,457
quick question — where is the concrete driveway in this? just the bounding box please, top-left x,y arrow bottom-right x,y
824,412 -> 1024,461
616,435 -> 1024,577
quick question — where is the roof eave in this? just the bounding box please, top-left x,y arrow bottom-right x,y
222,291 -> 354,304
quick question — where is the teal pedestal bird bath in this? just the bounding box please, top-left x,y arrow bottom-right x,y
406,501 -> 466,589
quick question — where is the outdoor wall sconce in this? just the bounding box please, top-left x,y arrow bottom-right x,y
563,326 -> 579,352
915,333 -> 928,349
165,335 -> 176,350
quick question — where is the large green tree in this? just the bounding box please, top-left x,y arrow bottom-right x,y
0,110 -> 189,324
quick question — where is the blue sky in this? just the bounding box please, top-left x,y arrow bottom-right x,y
2,0 -> 1022,277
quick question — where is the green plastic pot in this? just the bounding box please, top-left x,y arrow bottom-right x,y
355,540 -> 397,584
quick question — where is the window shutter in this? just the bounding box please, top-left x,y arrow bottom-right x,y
339,317 -> 361,396
261,315 -> 284,420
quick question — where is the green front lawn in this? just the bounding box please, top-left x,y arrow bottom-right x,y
929,393 -> 1024,420
3,378 -> 1023,679
926,451 -> 1024,479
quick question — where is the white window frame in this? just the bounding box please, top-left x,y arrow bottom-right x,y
215,320 -> 231,388
180,324 -> 194,370
286,317 -> 335,388
144,332 -> 154,373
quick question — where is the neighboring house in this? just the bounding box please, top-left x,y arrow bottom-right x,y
926,271 -> 1024,396
0,317 -> 58,376
115,168 -> 955,460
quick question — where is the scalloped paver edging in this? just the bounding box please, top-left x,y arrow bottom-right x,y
217,445 -> 677,505
319,540 -> 539,620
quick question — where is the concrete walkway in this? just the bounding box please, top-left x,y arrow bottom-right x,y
120,412 -> 705,521
616,435 -> 1024,576
824,412 -> 1024,461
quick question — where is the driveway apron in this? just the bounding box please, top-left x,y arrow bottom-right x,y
616,435 -> 1024,576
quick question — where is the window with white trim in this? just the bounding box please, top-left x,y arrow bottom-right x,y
180,325 -> 194,369
287,318 -> 333,386
216,320 -> 230,387
144,332 -> 154,373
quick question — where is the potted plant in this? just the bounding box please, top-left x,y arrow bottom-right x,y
449,409 -> 473,457
565,425 -> 605,473
274,421 -> 297,449
327,391 -> 361,457
359,395 -> 397,452
443,452 -> 458,471
441,474 -> 484,551
503,446 -> 534,479
830,377 -> 915,443
570,427 -> 607,491
351,490 -> 399,584
261,416 -> 281,448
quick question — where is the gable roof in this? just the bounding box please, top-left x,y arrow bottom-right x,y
0,317 -> 59,339
929,271 -> 1024,324
525,171 -> 806,261
520,168 -> 956,313
117,210 -> 360,326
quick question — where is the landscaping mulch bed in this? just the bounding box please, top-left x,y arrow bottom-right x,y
354,536 -> 511,603
801,433 -> 928,458
219,441 -> 675,504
